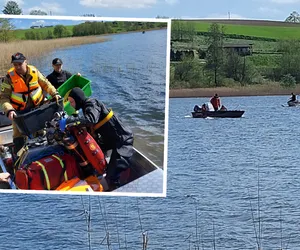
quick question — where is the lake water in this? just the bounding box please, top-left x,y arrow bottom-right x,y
31,29 -> 168,166
2,31 -> 300,249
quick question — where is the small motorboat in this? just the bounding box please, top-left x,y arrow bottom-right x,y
287,100 -> 300,107
192,105 -> 244,118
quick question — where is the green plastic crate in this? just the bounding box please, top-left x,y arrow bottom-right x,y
57,75 -> 92,115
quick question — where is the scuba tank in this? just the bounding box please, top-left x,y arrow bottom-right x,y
62,135 -> 93,178
69,126 -> 106,175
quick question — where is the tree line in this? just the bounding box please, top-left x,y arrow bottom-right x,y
0,1 -> 167,42
170,22 -> 300,89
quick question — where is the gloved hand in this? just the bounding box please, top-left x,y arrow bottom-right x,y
52,94 -> 61,104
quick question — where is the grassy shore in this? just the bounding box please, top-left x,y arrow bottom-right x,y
0,36 -> 109,75
169,83 -> 300,98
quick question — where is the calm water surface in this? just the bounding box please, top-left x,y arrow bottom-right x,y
31,29 -> 167,166
3,36 -> 300,248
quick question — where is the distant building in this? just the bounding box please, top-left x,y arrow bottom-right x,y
223,44 -> 253,56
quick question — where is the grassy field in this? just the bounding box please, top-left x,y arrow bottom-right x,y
13,25 -> 75,39
187,21 -> 300,40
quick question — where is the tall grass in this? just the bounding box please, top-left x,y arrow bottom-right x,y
0,36 -> 109,75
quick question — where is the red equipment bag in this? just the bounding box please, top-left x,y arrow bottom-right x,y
15,153 -> 81,190
70,127 -> 107,175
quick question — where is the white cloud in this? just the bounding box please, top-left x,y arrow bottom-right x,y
79,0 -> 157,8
25,2 -> 65,15
258,7 -> 281,14
269,0 -> 300,3
31,20 -> 46,26
165,0 -> 178,5
203,13 -> 248,19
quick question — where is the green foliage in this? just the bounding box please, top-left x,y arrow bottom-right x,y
2,1 -> 22,14
171,20 -> 196,42
204,23 -> 225,86
53,25 -> 69,38
29,9 -> 47,15
277,39 -> 300,82
280,74 -> 296,87
0,18 -> 15,42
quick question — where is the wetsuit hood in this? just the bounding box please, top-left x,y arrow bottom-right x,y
69,87 -> 87,110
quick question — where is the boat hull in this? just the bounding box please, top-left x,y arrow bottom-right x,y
0,125 -> 163,193
287,100 -> 300,107
192,110 -> 245,118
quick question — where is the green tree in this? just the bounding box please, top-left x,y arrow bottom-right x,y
277,39 -> 300,82
53,25 -> 67,38
2,1 -> 22,14
171,20 -> 184,41
46,30 -> 54,39
205,23 -> 225,87
285,11 -> 300,23
0,18 -> 15,42
30,9 -> 47,15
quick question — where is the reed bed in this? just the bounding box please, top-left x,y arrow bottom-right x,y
169,83 -> 300,98
0,36 -> 109,75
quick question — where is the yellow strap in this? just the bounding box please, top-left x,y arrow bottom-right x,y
94,109 -> 113,130
51,154 -> 68,181
35,161 -> 50,190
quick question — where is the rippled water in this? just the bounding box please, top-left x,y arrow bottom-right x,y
31,29 -> 167,166
4,38 -> 300,248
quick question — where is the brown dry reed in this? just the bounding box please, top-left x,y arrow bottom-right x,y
169,84 -> 300,98
0,36 -> 109,75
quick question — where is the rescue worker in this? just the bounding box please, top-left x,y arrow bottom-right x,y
67,87 -> 134,191
46,58 -> 81,89
290,92 -> 297,102
0,52 -> 61,153
210,93 -> 221,111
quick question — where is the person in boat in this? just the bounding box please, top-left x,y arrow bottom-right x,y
210,93 -> 221,111
67,87 -> 134,191
46,58 -> 81,89
0,52 -> 61,153
220,105 -> 227,111
201,103 -> 206,111
290,93 -> 297,102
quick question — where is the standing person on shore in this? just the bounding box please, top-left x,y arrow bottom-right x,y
46,58 -> 81,89
0,52 -> 61,153
67,87 -> 134,191
210,93 -> 221,111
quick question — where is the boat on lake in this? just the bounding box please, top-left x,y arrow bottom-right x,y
0,76 -> 163,193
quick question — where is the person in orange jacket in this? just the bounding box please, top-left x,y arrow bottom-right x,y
0,52 -> 61,153
210,93 -> 221,111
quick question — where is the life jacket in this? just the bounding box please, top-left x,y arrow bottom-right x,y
8,65 -> 44,111
15,153 -> 81,190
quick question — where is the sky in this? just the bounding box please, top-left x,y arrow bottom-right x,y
0,0 -> 299,29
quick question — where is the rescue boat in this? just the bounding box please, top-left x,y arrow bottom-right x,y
0,106 -> 163,194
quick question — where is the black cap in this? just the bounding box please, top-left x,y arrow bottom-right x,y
52,58 -> 63,65
11,52 -> 26,63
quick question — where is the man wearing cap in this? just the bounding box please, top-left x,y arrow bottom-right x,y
0,52 -> 61,153
46,58 -> 80,89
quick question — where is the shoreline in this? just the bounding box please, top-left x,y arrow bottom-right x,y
169,85 -> 300,98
